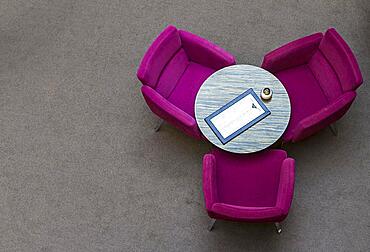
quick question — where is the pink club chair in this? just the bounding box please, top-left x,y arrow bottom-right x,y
262,28 -> 363,143
137,25 -> 236,139
203,149 -> 295,233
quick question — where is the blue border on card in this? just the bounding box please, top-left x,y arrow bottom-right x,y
204,88 -> 271,145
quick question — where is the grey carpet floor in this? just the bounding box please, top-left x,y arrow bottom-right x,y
0,0 -> 369,251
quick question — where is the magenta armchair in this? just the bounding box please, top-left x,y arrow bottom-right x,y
137,25 -> 236,139
203,149 -> 295,233
262,28 -> 363,142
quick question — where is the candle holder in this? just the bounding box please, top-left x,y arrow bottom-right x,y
261,87 -> 272,101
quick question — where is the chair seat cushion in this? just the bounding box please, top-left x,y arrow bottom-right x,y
168,62 -> 214,117
215,149 -> 287,207
156,49 -> 189,98
275,65 -> 329,141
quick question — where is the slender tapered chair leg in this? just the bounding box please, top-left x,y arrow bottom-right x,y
154,119 -> 164,132
274,222 -> 282,234
208,219 -> 216,231
329,123 -> 338,136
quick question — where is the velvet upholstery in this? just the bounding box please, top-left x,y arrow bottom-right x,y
138,25 -> 236,139
137,26 -> 181,89
156,49 -> 189,98
202,149 -> 295,223
308,51 -> 342,102
262,28 -> 363,142
168,62 -> 214,117
179,30 -> 236,70
319,29 -> 363,91
275,65 -> 329,141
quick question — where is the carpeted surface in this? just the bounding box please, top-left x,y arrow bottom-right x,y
0,0 -> 369,251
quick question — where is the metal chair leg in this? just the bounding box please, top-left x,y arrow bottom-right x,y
154,119 -> 164,132
274,222 -> 282,234
208,218 -> 216,231
329,123 -> 338,136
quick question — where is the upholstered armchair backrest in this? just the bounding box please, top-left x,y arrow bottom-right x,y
307,28 -> 363,102
319,28 -> 363,92
137,25 -> 190,98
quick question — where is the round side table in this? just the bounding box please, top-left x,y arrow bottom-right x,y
195,64 -> 291,154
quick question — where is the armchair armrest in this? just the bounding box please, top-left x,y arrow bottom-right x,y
211,203 -> 284,222
141,85 -> 202,139
261,33 -> 323,73
291,91 -> 356,142
179,30 -> 236,70
275,158 -> 295,217
202,154 -> 218,211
